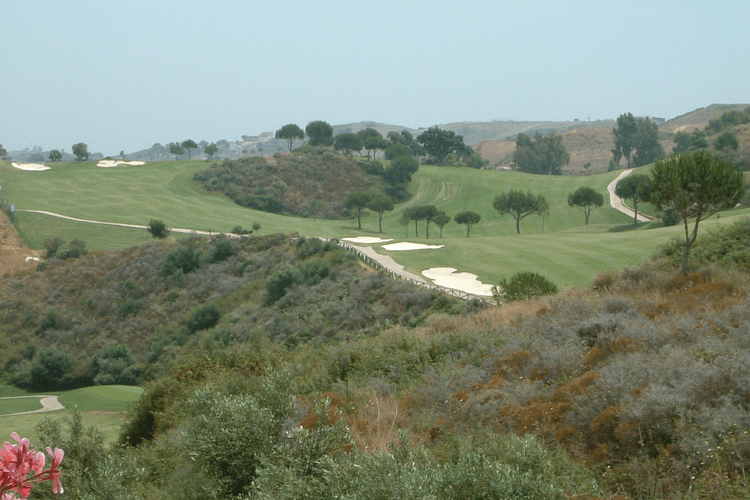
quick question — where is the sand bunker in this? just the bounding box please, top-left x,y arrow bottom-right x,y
382,242 -> 444,251
11,163 -> 50,171
97,160 -> 146,168
422,267 -> 494,296
342,237 -> 394,244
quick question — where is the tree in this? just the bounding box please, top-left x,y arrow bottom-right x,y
419,205 -> 439,239
714,131 -> 739,152
72,143 -> 89,162
568,186 -> 604,225
612,113 -> 638,167
612,113 -> 664,167
275,124 -> 305,152
403,206 -> 425,237
204,143 -> 219,160
169,142 -> 185,160
493,190 -> 548,233
417,127 -> 471,164
454,211 -> 481,237
512,133 -> 569,175
367,196 -> 394,233
358,128 -> 387,160
387,130 -> 424,158
333,133 -> 363,156
434,212 -> 451,238
648,150 -> 746,274
0,144 -> 6,159
345,192 -> 371,229
673,130 -> 707,155
49,149 -> 63,162
633,118 -> 664,166
181,140 -> 198,159
147,219 -> 170,239
384,143 -> 412,160
305,121 -> 334,146
614,173 -> 649,224
383,155 -> 419,190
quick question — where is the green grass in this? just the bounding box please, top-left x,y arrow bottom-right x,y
3,159 -> 748,288
0,385 -> 143,445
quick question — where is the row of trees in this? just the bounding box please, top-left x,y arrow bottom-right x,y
275,121 -> 480,166
168,140 -> 219,160
611,112 -> 664,168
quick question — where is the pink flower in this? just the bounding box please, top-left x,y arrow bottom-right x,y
44,448 -> 64,494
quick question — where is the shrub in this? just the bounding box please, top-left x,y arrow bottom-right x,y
264,264 -> 302,305
29,346 -> 77,391
147,219 -> 170,239
661,207 -> 680,226
160,244 -> 200,276
494,271 -> 558,302
208,238 -> 236,263
43,236 -> 65,258
184,302 -> 221,334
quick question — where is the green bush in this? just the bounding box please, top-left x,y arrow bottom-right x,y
494,271 -> 558,302
184,302 -> 221,334
264,264 -> 302,305
661,207 -> 680,226
147,219 -> 170,239
208,238 -> 236,263
29,346 -> 77,391
160,244 -> 200,276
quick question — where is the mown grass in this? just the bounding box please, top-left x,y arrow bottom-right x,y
2,159 -> 747,288
0,385 -> 143,445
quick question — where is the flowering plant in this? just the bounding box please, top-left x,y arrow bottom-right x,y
0,433 -> 63,499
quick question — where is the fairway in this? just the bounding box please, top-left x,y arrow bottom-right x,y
0,385 -> 143,445
2,159 -> 747,288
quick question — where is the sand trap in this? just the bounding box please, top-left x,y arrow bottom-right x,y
11,163 -> 50,171
422,267 -> 494,296
342,237 -> 394,244
382,242 -> 444,251
25,256 -> 41,263
97,160 -> 146,168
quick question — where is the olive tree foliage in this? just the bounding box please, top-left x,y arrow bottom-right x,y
454,211 -> 481,237
181,139 -> 198,159
72,142 -> 89,161
305,121 -> 334,146
567,186 -> 604,225
493,189 -> 548,233
275,124 -> 305,152
648,150 -> 746,274
614,173 -> 649,224
512,133 -> 569,175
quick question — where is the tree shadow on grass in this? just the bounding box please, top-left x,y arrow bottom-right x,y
608,221 -> 665,233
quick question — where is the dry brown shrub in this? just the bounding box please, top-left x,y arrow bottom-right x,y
498,398 -> 572,435
552,370 -> 599,403
347,392 -> 408,452
452,389 -> 469,402
591,270 -> 620,292
591,406 -> 623,442
589,443 -> 610,464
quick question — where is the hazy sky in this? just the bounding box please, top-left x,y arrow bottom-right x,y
4,0 -> 749,155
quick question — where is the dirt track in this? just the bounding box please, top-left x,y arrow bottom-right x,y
0,212 -> 42,275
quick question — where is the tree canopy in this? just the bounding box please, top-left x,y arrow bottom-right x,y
305,121 -> 334,146
567,186 -> 604,225
417,127 -> 471,164
333,133 -> 363,157
358,128 -> 387,160
648,150 -> 746,274
383,155 -> 419,192
612,113 -> 664,167
147,219 -> 170,239
275,124 -> 305,152
433,212 -> 451,238
454,211 -> 481,237
614,173 -> 649,224
181,140 -> 198,159
169,143 -> 185,160
493,190 -> 548,233
366,195 -> 394,233
48,149 -> 63,162
204,143 -> 219,161
345,192 -> 371,229
72,143 -> 89,162
512,133 -> 569,175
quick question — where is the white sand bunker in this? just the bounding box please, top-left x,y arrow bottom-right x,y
11,163 -> 50,171
382,242 -> 444,251
342,237 -> 393,244
422,267 -> 494,296
97,160 -> 146,168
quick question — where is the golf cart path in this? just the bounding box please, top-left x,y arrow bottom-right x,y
607,170 -> 655,222
0,395 -> 64,417
19,210 -> 218,235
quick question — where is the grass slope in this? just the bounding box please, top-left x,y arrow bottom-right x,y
2,160 -> 746,288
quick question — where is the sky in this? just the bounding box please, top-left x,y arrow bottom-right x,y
3,0 -> 749,155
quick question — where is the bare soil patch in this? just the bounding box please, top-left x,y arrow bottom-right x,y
0,212 -> 43,276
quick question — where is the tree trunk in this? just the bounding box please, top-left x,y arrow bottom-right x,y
633,200 -> 638,224
516,218 -> 520,234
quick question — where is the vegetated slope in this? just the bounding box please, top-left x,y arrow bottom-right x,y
0,233 -> 472,392
79,218 -> 750,500
0,211 -> 42,275
194,148 -> 384,217
660,103 -> 750,133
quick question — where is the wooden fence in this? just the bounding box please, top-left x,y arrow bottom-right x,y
337,241 -> 495,305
